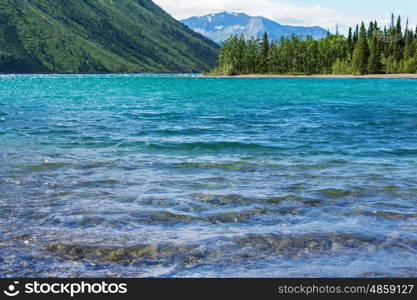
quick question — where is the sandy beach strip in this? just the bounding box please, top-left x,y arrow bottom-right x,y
205,74 -> 417,79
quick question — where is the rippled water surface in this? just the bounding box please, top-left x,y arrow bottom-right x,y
1,75 -> 417,277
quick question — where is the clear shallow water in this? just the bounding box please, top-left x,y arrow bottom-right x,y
1,74 -> 417,277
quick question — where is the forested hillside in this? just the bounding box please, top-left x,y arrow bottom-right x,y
0,0 -> 219,73
211,15 -> 417,75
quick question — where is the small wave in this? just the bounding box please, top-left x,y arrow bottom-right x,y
71,179 -> 121,188
192,193 -> 305,206
372,202 -> 409,209
58,141 -> 120,149
146,141 -> 279,152
152,128 -> 213,136
177,161 -> 258,171
120,112 -> 184,121
126,210 -> 196,225
131,208 -> 282,225
316,188 -> 357,198
346,210 -> 417,220
289,159 -> 350,170
16,160 -> 116,173
23,162 -> 74,172
203,208 -> 268,224
381,149 -> 417,156
28,129 -> 79,136
75,216 -> 135,228
381,185 -> 401,192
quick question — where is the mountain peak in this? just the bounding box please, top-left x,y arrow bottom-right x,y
182,12 -> 328,44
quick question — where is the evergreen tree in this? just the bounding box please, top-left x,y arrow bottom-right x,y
267,41 -> 279,73
305,37 -> 319,74
353,22 -> 369,74
396,15 -> 403,39
353,25 -> 359,44
368,21 -> 374,40
244,37 -> 259,74
403,22 -> 415,59
393,16 -> 404,61
235,34 -> 246,73
347,27 -> 354,59
257,32 -> 270,73
368,32 -> 382,74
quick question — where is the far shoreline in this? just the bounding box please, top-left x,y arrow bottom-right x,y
204,74 -> 417,79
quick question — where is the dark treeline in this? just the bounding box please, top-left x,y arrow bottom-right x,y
210,15 -> 417,75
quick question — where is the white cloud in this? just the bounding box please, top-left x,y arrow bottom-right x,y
153,0 -> 368,32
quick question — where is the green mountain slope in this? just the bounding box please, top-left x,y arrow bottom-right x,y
0,0 -> 219,73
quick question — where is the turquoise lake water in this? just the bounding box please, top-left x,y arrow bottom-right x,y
0,74 -> 416,277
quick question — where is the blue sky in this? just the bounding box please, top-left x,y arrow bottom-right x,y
154,0 -> 417,33
290,0 -> 414,16
291,0 -> 416,22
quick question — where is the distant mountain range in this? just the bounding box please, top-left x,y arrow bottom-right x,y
182,12 -> 329,43
0,0 -> 219,74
